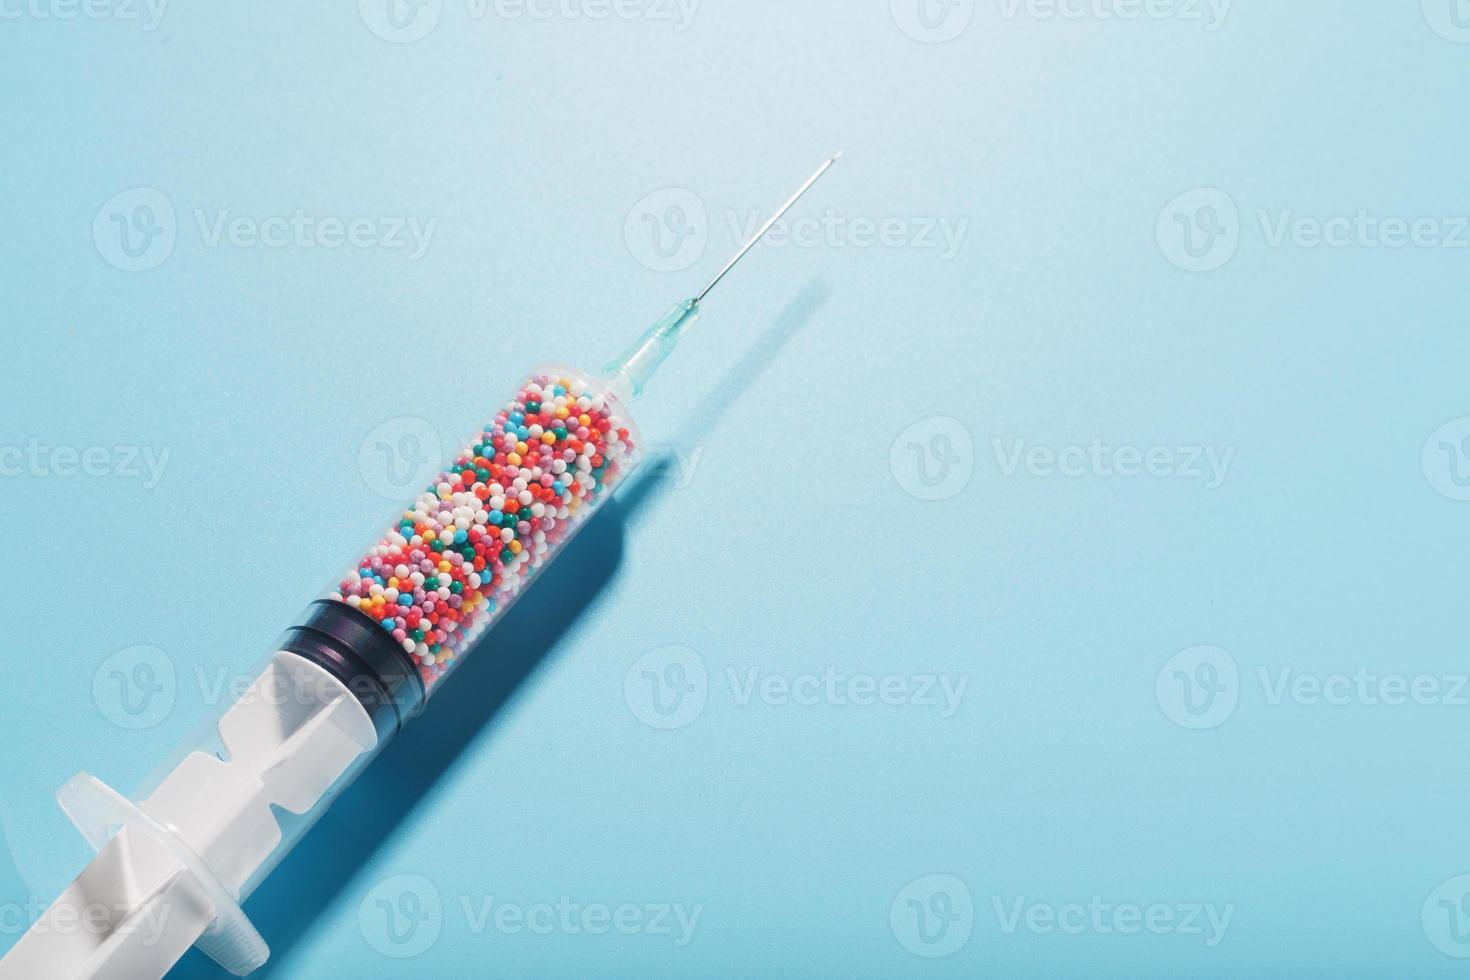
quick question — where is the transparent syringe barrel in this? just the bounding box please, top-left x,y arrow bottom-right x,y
328,364 -> 641,701
46,365 -> 644,978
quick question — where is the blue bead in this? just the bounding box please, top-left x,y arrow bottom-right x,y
489,510 -> 504,524
397,594 -> 412,606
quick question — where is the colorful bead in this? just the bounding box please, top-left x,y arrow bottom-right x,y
332,372 -> 637,689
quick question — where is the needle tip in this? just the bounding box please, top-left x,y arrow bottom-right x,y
692,152 -> 844,303
831,150 -> 844,162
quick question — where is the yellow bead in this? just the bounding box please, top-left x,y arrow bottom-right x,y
438,560 -> 451,572
509,540 -> 522,554
541,432 -> 556,445
507,452 -> 522,466
555,407 -> 570,420
515,441 -> 529,454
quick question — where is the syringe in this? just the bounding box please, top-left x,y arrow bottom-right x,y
0,152 -> 841,980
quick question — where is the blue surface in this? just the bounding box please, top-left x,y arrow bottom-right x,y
3,2 -> 1469,977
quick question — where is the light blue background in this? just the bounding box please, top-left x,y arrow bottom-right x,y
3,1 -> 1469,976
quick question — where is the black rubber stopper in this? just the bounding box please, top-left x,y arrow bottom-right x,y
279,599 -> 426,741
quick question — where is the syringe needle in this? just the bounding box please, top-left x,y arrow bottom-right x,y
693,150 -> 844,304
605,151 -> 844,402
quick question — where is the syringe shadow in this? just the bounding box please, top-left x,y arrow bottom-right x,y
169,278 -> 828,978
